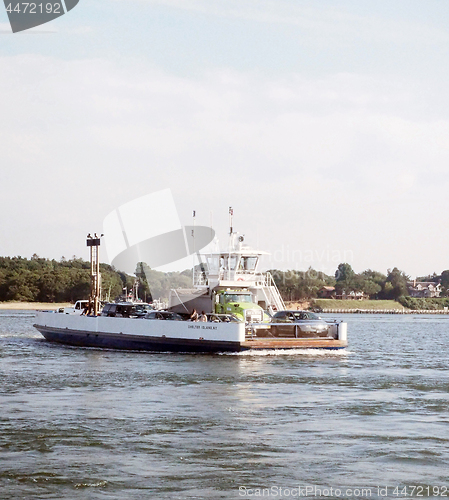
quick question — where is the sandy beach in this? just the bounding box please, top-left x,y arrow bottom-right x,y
0,302 -> 72,310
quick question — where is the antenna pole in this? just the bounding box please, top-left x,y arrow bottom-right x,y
228,207 -> 234,280
192,210 -> 196,286
229,206 -> 233,236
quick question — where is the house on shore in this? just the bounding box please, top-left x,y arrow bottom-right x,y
407,280 -> 441,298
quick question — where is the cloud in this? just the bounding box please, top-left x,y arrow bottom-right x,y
1,54 -> 449,274
125,0 -> 449,47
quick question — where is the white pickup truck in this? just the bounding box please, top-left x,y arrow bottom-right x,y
63,300 -> 89,315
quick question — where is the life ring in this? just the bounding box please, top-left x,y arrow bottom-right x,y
237,278 -> 243,281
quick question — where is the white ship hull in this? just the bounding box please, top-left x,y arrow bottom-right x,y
34,311 -> 347,353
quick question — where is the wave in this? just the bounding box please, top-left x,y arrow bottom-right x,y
221,348 -> 354,357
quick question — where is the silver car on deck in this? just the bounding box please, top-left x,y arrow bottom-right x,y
270,310 -> 331,338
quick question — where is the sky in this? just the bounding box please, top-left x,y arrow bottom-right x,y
1,0 -> 449,278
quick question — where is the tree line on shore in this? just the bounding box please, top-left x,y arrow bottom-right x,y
0,255 -> 191,303
270,263 -> 449,304
1,255 -> 449,307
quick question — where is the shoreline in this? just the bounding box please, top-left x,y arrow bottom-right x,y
2,302 -> 447,314
0,302 -> 71,310
321,308 -> 449,314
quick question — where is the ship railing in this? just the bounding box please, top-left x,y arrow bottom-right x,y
194,270 -> 269,285
263,272 -> 286,311
193,270 -> 284,307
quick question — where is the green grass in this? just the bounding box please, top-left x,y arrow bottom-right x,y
313,299 -> 405,310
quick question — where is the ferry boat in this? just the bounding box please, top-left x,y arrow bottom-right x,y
33,219 -> 348,353
33,309 -> 347,352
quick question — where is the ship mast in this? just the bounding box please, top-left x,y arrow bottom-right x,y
87,233 -> 102,315
192,210 -> 196,286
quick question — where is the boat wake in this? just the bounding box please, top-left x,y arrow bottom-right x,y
221,349 -> 353,357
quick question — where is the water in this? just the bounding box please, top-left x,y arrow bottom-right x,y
1,311 -> 449,499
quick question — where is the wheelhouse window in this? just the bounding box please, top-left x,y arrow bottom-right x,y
240,256 -> 258,271
228,256 -> 238,270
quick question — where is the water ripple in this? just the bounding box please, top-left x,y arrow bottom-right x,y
1,313 -> 449,498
